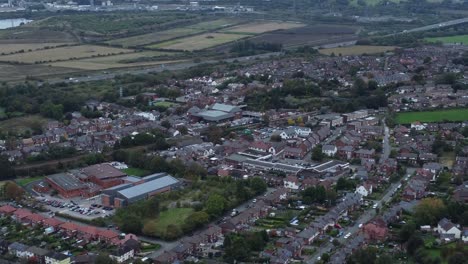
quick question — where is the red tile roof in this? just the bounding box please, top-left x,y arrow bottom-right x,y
24,213 -> 46,223
0,205 -> 17,214
60,222 -> 79,231
13,208 -> 32,219
98,229 -> 119,240
76,225 -> 99,236
42,218 -> 64,227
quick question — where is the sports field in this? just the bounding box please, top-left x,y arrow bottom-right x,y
396,108 -> 468,124
148,33 -> 250,51
319,45 -> 396,56
425,35 -> 468,45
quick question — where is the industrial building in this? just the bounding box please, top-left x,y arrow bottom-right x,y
189,103 -> 243,122
101,173 -> 180,207
45,172 -> 90,198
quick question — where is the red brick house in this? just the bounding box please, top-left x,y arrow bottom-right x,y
23,213 -> 46,226
12,209 -> 32,222
363,218 -> 388,242
42,218 -> 64,229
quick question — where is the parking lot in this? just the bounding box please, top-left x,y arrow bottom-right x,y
35,194 -> 115,220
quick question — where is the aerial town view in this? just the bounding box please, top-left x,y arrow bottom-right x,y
0,0 -> 467,263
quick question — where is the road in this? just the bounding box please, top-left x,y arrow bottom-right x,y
402,17 -> 468,34
380,120 -> 391,164
307,166 -> 417,263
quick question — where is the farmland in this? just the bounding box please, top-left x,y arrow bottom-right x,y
396,108 -> 468,124
425,34 -> 468,45
249,24 -> 358,48
0,45 -> 133,64
319,45 -> 396,56
148,33 -> 250,51
0,63 -> 78,82
107,18 -> 240,47
0,28 -> 77,44
49,51 -> 181,70
222,21 -> 303,34
0,43 -> 70,55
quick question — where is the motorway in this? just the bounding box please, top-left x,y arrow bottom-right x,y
403,17 -> 468,34
48,52 -> 282,85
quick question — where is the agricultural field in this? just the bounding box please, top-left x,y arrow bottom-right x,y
148,33 -> 250,51
0,63 -> 78,82
396,108 -> 468,124
222,21 -> 304,34
49,51 -> 181,70
249,24 -> 358,48
319,45 -> 396,56
0,28 -> 77,44
0,43 -> 70,55
0,45 -> 133,64
425,34 -> 468,45
107,18 -> 240,47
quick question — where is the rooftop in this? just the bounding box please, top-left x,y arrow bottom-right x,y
117,175 -> 179,199
46,173 -> 86,191
82,163 -> 126,180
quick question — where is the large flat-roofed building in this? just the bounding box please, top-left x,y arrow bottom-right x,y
190,103 -> 243,122
45,173 -> 88,198
101,173 -> 180,208
81,163 -> 127,188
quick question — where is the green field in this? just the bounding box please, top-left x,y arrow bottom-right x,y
148,33 -> 250,51
426,34 -> 468,45
121,167 -> 150,177
156,208 -> 193,231
396,108 -> 468,124
16,176 -> 44,186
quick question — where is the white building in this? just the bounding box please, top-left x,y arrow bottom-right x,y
322,145 -> 337,157
437,218 -> 461,239
110,247 -> 134,263
355,184 -> 373,197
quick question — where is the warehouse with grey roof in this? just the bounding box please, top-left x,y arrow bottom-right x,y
101,173 -> 180,208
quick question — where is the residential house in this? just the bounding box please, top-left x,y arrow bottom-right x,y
8,242 -> 29,258
25,246 -> 50,263
453,183 -> 468,203
322,145 -> 337,157
45,252 -> 71,264
355,183 -> 373,197
437,218 -> 461,239
0,205 -> 17,216
462,230 -> 468,243
402,178 -> 427,201
284,175 -> 300,190
109,246 -> 134,263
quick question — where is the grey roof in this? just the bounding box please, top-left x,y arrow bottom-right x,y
8,242 -> 28,252
46,173 -> 86,191
46,251 -> 69,261
195,110 -> 233,121
211,103 -> 241,113
27,246 -> 49,256
117,175 -> 179,199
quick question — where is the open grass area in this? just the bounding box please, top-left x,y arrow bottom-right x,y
0,43 -> 70,55
16,176 -> 44,187
153,101 -> 178,108
121,167 -> 150,177
0,45 -> 133,64
107,18 -> 240,47
156,208 -> 193,231
222,21 -> 304,34
396,108 -> 468,124
49,51 -> 180,70
319,45 -> 396,56
0,115 -> 51,134
148,33 -> 250,51
426,34 -> 468,45
0,63 -> 79,82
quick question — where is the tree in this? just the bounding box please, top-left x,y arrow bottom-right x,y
178,126 -> 188,135
142,220 -> 158,236
311,145 -> 324,161
205,194 -> 226,217
399,221 -> 417,242
206,125 -> 224,145
0,155 -> 15,180
250,177 -> 267,195
184,211 -> 209,230
406,234 -> 424,255
224,234 -> 250,263
160,119 -> 171,129
146,197 -> 160,218
120,214 -> 143,234
164,224 -> 182,240
3,182 -> 24,201
414,198 -> 447,225
95,254 -> 117,264
448,253 -> 465,264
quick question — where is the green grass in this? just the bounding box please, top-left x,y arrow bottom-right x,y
121,167 -> 150,177
0,107 -> 6,119
426,34 -> 468,45
153,101 -> 178,108
156,208 -> 193,230
16,176 -> 44,186
396,108 -> 468,124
